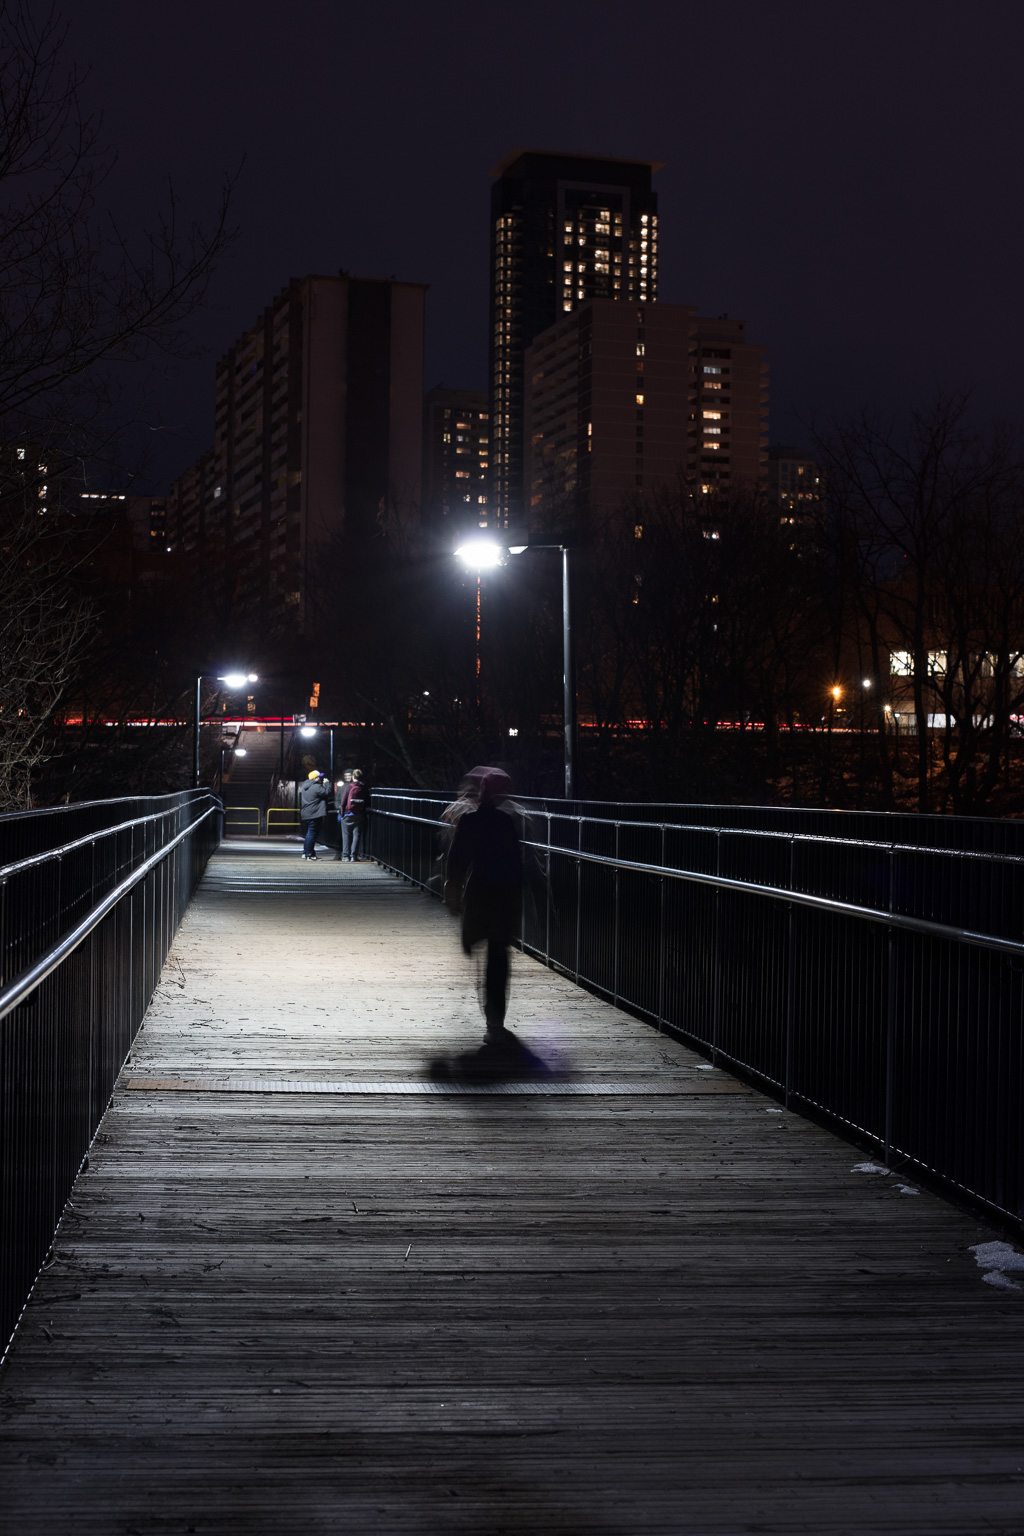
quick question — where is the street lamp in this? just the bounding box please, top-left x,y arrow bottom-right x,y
194,671 -> 257,788
456,536 -> 577,800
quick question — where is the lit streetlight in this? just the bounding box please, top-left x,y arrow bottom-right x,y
194,671 -> 257,788
456,536 -> 576,799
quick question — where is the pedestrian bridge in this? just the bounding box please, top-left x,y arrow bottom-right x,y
2,796 -> 1024,1533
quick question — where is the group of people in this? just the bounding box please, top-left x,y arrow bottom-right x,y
298,768 -> 368,861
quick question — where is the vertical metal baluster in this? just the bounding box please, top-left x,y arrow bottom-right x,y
613,822 -> 620,1005
657,824 -> 666,1033
712,828 -> 722,1065
575,816 -> 582,984
884,841 -> 896,1167
785,835 -> 795,1109
545,812 -> 552,967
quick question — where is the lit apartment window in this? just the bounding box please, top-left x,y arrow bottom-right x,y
704,427 -> 722,436
636,393 -> 645,405
702,411 -> 722,420
704,381 -> 722,390
634,524 -> 643,538
890,652 -> 913,676
703,365 -> 722,375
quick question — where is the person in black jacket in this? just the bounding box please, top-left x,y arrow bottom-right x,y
444,766 -> 523,1038
299,770 -> 329,860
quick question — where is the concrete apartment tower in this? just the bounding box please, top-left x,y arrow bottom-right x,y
168,274 -> 426,642
524,300 -> 768,526
421,386 -> 490,533
489,150 -> 661,528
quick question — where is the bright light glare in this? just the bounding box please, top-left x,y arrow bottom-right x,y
234,748 -> 247,757
220,673 -> 249,688
508,545 -> 528,555
300,725 -> 317,737
456,538 -> 503,569
862,678 -> 872,688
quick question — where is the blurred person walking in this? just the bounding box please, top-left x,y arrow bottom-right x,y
444,766 -> 523,1039
299,770 -> 329,860
340,768 -> 368,862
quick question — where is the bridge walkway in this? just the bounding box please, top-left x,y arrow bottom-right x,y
1,841 -> 1022,1534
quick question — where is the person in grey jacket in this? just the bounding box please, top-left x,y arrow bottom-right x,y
299,770 -> 329,860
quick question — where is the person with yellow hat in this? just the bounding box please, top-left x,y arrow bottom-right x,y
299,769 -> 330,860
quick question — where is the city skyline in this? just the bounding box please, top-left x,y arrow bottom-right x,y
63,0 -> 1024,495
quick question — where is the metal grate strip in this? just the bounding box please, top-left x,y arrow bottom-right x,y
123,1075 -> 745,1098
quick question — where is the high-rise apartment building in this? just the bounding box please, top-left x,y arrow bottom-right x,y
422,386 -> 489,532
767,444 -> 822,514
525,300 -> 768,525
489,150 -> 661,526
168,273 -> 426,640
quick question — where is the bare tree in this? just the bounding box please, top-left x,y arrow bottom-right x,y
0,2 -> 236,806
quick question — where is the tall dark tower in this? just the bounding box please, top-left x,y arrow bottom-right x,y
488,149 -> 661,526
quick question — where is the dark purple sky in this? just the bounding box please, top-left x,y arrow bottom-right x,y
69,0 -> 1024,492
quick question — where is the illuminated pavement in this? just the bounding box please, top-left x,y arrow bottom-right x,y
1,841 -> 1023,1534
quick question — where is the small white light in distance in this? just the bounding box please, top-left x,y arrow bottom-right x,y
508,727 -> 519,737
300,726 -> 317,737
235,748 -> 247,757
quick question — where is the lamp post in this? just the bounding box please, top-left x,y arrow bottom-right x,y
455,536 -> 577,801
194,672 -> 257,788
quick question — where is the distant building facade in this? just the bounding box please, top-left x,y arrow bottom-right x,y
168,273 -> 426,639
489,149 -> 661,526
422,386 -> 489,533
525,299 -> 768,526
767,444 -> 822,515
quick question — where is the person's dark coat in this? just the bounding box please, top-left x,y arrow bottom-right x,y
446,800 -> 523,952
299,778 -> 329,821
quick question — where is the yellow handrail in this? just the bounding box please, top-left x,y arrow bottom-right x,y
223,806 -> 261,835
266,807 -> 302,835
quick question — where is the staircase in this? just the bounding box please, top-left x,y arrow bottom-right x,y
220,726 -> 290,835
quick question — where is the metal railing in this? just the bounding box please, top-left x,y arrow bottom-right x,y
370,791 -> 1024,1233
223,806 -> 261,835
266,808 -> 301,834
0,789 -> 219,1360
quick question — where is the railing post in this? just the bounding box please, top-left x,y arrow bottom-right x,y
656,824 -> 666,1033
884,841 -> 896,1166
711,828 -> 722,1064
545,812 -> 552,966
574,816 -> 582,983
785,835 -> 795,1108
613,822 -> 620,1004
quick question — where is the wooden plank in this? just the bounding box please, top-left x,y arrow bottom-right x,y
1,847 -> 1022,1533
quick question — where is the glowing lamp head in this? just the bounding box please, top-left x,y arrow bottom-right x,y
234,748 -> 247,757
456,538 -> 504,569
220,671 -> 257,689
300,725 -> 317,738
831,685 -> 842,701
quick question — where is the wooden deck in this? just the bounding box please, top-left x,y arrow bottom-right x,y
2,840 -> 1023,1534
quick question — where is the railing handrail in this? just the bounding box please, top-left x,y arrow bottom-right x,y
0,800 -> 220,1024
369,804 -> 1024,958
369,785 -> 1024,838
0,786 -> 210,826
368,797 -> 1024,867
0,797 -> 219,880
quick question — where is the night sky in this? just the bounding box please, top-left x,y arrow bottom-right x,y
69,0 -> 1024,493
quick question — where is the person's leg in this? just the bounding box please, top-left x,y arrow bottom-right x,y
350,815 -> 364,860
341,819 -> 353,860
484,937 -> 509,1033
302,819 -> 316,858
